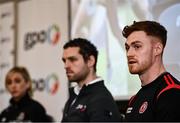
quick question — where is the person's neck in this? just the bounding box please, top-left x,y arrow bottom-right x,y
139,63 -> 166,86
78,72 -> 97,88
13,92 -> 27,102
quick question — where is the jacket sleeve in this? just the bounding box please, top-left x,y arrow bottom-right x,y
155,89 -> 180,121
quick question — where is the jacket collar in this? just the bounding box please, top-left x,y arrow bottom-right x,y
74,77 -> 103,95
10,93 -> 31,107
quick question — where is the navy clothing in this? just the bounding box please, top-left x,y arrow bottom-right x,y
125,72 -> 180,121
62,81 -> 122,122
0,94 -> 52,122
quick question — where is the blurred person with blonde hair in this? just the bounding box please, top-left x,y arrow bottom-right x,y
0,66 -> 53,122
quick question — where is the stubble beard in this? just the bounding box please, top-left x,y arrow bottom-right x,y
129,60 -> 152,75
68,70 -> 89,84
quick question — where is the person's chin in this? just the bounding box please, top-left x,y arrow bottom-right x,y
129,69 -> 139,74
11,92 -> 19,97
68,78 -> 75,82
12,95 -> 21,100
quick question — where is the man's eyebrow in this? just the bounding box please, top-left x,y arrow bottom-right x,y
131,41 -> 142,45
126,41 -> 142,46
62,56 -> 77,60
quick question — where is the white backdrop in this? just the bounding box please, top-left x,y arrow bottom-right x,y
17,0 -> 69,121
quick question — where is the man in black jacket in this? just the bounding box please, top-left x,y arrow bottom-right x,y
122,21 -> 180,121
61,38 -> 122,122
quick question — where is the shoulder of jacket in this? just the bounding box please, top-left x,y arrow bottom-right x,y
156,73 -> 180,100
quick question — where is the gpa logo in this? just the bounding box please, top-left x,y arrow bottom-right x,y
32,73 -> 60,95
24,24 -> 60,50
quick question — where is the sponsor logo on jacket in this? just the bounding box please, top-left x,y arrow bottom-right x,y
76,104 -> 87,112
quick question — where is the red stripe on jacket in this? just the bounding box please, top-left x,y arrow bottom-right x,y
157,74 -> 180,99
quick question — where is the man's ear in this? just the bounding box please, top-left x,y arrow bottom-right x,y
88,55 -> 95,68
154,42 -> 163,56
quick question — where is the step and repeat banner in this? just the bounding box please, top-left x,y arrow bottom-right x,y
0,0 -> 69,121
0,1 -> 15,115
17,0 -> 69,121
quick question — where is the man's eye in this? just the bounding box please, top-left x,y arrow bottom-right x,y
69,57 -> 77,62
62,58 -> 65,63
125,46 -> 129,51
134,45 -> 141,49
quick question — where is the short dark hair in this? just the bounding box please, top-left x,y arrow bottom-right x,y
63,38 -> 98,72
122,21 -> 167,47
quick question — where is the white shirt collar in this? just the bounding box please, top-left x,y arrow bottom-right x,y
85,77 -> 103,86
73,77 -> 103,95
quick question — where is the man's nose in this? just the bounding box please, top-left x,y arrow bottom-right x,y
127,47 -> 134,57
64,60 -> 70,69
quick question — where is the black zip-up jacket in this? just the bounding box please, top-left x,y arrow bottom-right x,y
62,81 -> 122,122
0,94 -> 53,122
